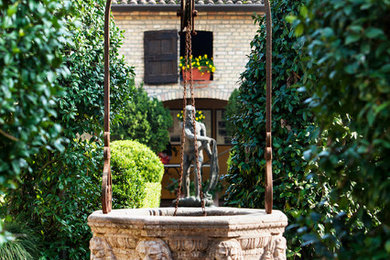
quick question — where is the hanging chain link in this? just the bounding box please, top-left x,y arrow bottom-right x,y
173,30 -> 188,216
187,27 -> 206,216
174,21 -> 206,216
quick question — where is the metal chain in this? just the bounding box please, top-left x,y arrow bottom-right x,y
187,28 -> 206,216
174,22 -> 206,216
174,31 -> 189,217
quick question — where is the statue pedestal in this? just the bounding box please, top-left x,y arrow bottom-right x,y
173,196 -> 215,207
88,207 -> 288,259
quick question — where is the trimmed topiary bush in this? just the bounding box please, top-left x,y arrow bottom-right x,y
111,140 -> 164,209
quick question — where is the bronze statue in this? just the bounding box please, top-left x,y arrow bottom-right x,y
178,105 -> 219,206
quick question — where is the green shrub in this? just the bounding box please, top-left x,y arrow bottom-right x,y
111,140 -> 164,209
143,183 -> 162,208
225,89 -> 240,136
5,0 -> 136,258
0,222 -> 41,260
288,0 -> 390,258
112,86 -> 172,153
6,140 -> 102,259
0,0 -> 70,242
223,1 -> 325,258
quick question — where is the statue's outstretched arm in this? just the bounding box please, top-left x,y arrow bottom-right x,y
200,122 -> 207,136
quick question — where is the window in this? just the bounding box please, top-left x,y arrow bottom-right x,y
180,31 -> 213,60
216,110 -> 231,145
144,30 -> 178,85
180,31 -> 213,81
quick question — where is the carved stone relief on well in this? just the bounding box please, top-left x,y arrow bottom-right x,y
208,239 -> 243,260
88,208 -> 288,260
167,237 -> 208,258
136,239 -> 172,260
90,237 -> 115,260
261,236 -> 287,260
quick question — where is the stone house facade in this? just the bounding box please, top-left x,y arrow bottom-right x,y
111,1 -> 265,199
112,1 -> 264,102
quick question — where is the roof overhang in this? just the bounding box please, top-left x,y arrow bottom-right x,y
112,4 -> 265,13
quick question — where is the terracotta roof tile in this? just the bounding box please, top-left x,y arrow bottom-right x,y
113,0 -> 264,5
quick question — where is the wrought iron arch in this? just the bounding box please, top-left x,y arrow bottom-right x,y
101,0 -> 273,214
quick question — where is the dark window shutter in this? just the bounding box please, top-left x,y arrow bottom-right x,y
144,30 -> 178,85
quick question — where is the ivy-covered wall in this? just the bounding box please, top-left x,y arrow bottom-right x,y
226,0 -> 390,259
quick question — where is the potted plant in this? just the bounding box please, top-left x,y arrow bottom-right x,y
180,54 -> 215,82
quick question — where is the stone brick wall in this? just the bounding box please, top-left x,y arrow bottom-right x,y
113,11 -> 259,101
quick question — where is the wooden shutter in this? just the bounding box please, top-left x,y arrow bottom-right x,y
144,30 -> 178,85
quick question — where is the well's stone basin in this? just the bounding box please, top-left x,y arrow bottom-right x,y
88,207 -> 288,260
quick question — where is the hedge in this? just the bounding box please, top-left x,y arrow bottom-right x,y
111,140 -> 164,209
4,0 -> 135,258
0,0 -> 70,242
223,0 -> 322,257
289,0 -> 390,258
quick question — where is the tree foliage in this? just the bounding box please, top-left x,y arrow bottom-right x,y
112,86 -> 172,153
225,88 -> 239,136
4,0 -> 135,258
288,0 -> 390,258
0,0 -> 70,242
223,0 -> 322,257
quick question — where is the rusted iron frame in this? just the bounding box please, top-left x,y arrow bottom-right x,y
102,0 -> 112,214
102,0 -> 273,214
264,0 -> 273,214
177,0 -> 197,35
173,32 -> 189,217
175,1 -> 206,216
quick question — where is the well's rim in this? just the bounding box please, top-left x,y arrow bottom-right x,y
88,207 -> 288,227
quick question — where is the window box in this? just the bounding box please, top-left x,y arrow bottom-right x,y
182,67 -> 211,82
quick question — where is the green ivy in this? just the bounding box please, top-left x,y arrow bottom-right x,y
223,0 -> 326,258
288,0 -> 390,258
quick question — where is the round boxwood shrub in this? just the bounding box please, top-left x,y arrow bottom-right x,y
111,140 -> 164,209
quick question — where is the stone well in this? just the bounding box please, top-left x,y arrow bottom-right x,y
88,207 -> 287,259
